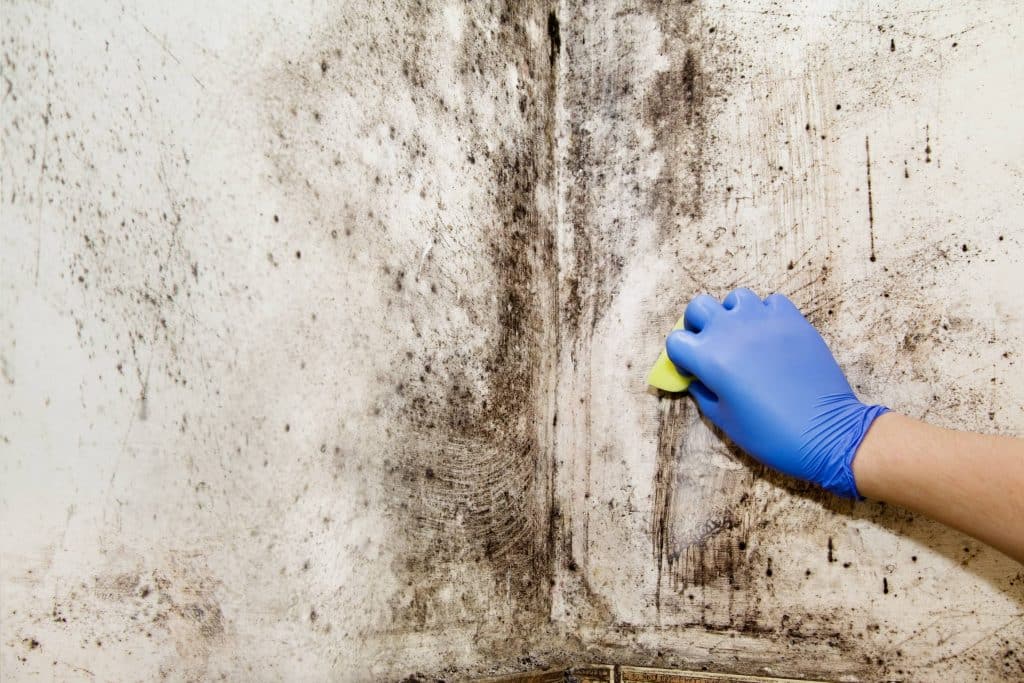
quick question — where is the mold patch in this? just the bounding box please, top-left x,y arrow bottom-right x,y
652,399 -> 760,625
255,0 -> 562,659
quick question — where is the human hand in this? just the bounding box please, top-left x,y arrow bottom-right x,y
665,288 -> 888,498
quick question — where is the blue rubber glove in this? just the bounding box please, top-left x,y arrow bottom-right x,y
665,288 -> 888,498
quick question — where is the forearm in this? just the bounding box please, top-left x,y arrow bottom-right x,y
853,412 -> 1024,563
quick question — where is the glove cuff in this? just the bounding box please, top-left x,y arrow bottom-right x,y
828,404 -> 890,499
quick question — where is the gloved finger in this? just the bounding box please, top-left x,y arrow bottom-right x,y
687,380 -> 721,424
723,287 -> 762,311
683,294 -> 723,332
666,329 -> 712,379
764,292 -> 801,315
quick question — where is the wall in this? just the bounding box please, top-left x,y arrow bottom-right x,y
2,1 -> 1022,681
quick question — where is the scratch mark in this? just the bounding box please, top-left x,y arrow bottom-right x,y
58,504 -> 76,551
127,331 -> 154,422
33,35 -> 53,287
652,398 -> 687,612
58,662 -> 95,678
139,22 -> 206,89
924,614 -> 1023,666
108,329 -> 155,494
140,23 -> 181,65
865,136 -> 876,262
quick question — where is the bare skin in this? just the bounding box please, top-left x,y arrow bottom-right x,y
852,412 -> 1024,564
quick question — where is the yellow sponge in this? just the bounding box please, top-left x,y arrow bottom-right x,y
646,316 -> 693,392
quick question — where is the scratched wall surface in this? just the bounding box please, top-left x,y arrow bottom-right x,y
1,1 -> 1022,682
555,1 -> 1024,680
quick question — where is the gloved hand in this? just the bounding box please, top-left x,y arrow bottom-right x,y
665,288 -> 888,498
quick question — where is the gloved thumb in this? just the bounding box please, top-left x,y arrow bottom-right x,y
687,380 -> 721,424
666,329 -> 710,379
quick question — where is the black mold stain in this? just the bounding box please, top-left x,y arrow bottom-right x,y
250,2 -> 1024,680
547,12 -> 561,66
653,398 -> 687,611
561,1 -> 715,342
652,400 -> 762,623
378,2 -> 562,639
644,43 -> 707,238
257,2 -> 562,657
82,561 -> 226,675
865,136 -> 876,262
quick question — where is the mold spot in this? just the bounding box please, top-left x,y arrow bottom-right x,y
546,12 -> 561,66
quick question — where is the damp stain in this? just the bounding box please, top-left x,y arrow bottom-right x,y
247,1 -> 1023,680
255,0 -> 563,652
381,2 -> 561,636
642,2 -> 712,243
651,399 -> 762,624
83,556 -> 227,678
652,398 -> 687,611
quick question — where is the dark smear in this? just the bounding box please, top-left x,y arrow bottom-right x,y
258,2 -> 565,658
373,1 -> 561,638
883,577 -> 889,594
828,537 -> 836,563
560,1 -> 712,347
653,398 -> 687,611
645,45 -> 707,237
547,12 -> 561,66
680,50 -> 700,124
925,125 -> 932,163
865,136 -> 876,262
652,401 -> 758,619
